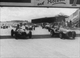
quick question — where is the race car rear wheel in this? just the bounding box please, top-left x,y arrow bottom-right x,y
67,31 -> 76,39
72,31 -> 76,39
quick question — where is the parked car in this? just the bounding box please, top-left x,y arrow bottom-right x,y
50,25 -> 76,39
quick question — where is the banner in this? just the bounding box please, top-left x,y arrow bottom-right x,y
0,0 -> 80,7
34,0 -> 68,6
34,0 -> 80,7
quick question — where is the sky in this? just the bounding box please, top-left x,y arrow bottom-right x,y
0,7 -> 78,22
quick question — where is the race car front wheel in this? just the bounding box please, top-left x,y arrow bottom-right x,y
11,30 -> 14,37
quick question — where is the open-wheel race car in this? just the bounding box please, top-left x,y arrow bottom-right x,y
50,25 -> 76,39
11,24 -> 32,39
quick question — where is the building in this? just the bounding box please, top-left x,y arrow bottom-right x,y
31,17 -> 56,23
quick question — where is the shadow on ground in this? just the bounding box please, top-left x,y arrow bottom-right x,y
0,34 -> 80,39
0,34 -> 54,39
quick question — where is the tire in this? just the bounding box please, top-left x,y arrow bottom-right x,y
72,31 -> 76,39
67,31 -> 75,39
15,32 -> 19,39
11,30 -> 14,37
29,31 -> 32,38
50,30 -> 54,37
59,32 -> 63,39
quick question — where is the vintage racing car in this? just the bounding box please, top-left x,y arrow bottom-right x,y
50,26 -> 76,39
11,25 -> 32,39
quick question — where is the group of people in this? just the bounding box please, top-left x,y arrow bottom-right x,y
0,24 -> 9,29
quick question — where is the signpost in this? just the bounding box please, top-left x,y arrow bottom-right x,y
0,0 -> 80,7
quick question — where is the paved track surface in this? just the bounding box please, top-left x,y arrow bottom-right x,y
0,37 -> 80,58
0,27 -> 80,58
